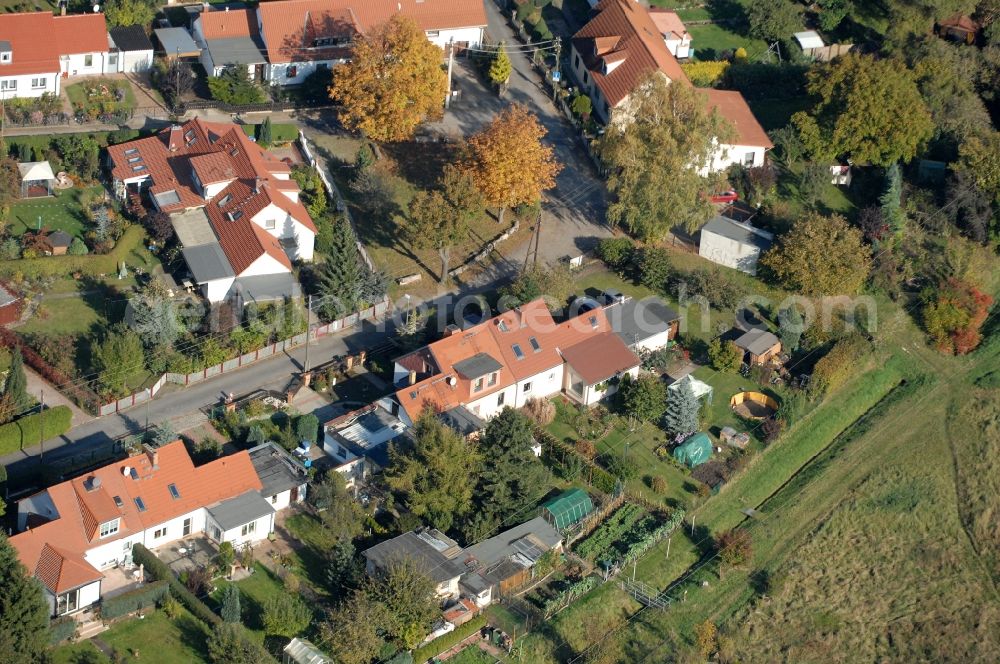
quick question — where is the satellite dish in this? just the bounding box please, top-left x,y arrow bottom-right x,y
122,466 -> 131,477
93,4 -> 100,12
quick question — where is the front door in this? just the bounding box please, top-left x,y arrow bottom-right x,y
254,64 -> 265,83
290,486 -> 298,503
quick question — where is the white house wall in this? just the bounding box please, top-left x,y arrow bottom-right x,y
77,580 -> 102,612
634,329 -> 671,353
265,60 -> 342,86
62,52 -> 112,77
700,142 -> 766,175
84,506 -> 207,570
467,384 -> 517,420
202,276 -> 235,303
240,251 -> 290,278
208,512 -> 274,549
513,365 -> 563,408
0,71 -> 59,99
426,27 -> 484,50
251,203 -> 315,261
698,231 -> 763,275
122,50 -> 153,73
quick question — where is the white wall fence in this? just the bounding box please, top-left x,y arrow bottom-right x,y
97,300 -> 390,416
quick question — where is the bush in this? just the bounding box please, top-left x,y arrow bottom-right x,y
100,579 -> 170,619
0,406 -> 72,456
707,338 -> 742,373
596,237 -> 634,272
810,335 -> 870,398
650,476 -> 667,494
49,616 -> 77,645
522,397 -> 556,426
412,615 -> 488,663
515,1 -> 536,22
132,544 -> 221,626
680,61 -> 730,87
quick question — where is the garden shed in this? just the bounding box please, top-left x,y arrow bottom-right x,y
542,488 -> 594,530
673,432 -> 712,468
17,161 -> 55,198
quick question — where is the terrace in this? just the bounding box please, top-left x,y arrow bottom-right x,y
155,537 -> 217,576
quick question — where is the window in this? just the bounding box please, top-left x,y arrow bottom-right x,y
426,30 -> 440,38
131,164 -> 146,172
529,337 -> 541,352
182,518 -> 191,536
583,71 -> 589,85
123,148 -> 138,155
512,344 -> 525,360
84,54 -> 93,67
108,53 -> 118,67
227,210 -> 243,221
184,129 -> 195,141
241,521 -> 256,536
574,53 -> 580,69
99,518 -> 120,538
286,65 -> 298,78
134,497 -> 146,512
264,218 -> 276,229
31,78 -> 45,89
153,527 -> 166,539
498,321 -> 509,332
217,194 -> 233,207
127,156 -> 141,163
497,392 -> 505,406
168,484 -> 180,499
487,371 -> 497,386
113,495 -> 124,508
1,80 -> 16,90
271,495 -> 278,504
212,526 -> 221,541
589,316 -> 598,329
0,52 -> 9,63
523,382 -> 532,393
57,589 -> 80,615
743,152 -> 755,166
123,540 -> 132,552
474,377 -> 485,393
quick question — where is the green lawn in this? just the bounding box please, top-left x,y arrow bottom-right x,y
65,79 -> 136,118
688,24 -> 769,61
53,607 -> 209,664
449,645 -> 502,664
241,123 -> 300,145
7,186 -> 103,239
211,563 -> 288,639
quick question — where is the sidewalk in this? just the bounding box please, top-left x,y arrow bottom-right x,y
24,367 -> 91,428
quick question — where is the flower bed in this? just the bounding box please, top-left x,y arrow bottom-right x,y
66,79 -> 135,123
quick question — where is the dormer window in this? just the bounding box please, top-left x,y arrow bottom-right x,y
227,210 -> 243,222
99,518 -> 120,538
0,41 -> 12,64
1,53 -> 10,64
487,371 -> 498,386
473,377 -> 485,393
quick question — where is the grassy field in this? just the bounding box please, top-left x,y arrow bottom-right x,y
449,645 -> 504,664
241,123 -> 299,144
211,563 -> 287,641
688,24 -> 769,61
7,186 -> 104,239
52,607 -> 209,664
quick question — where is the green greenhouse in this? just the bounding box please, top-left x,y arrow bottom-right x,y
673,432 -> 712,468
541,488 -> 594,529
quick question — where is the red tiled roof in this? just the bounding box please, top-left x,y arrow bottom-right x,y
199,8 -> 260,39
560,333 -> 640,385
572,0 -> 689,107
939,13 -> 978,31
703,89 -> 773,149
0,12 -> 108,77
190,152 -> 238,185
648,9 -> 689,40
206,179 -> 295,273
10,441 -> 263,594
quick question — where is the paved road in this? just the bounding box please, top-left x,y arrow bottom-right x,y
0,320 -> 390,486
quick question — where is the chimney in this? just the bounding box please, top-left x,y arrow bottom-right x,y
145,445 -> 159,469
444,324 -> 460,337
409,370 -> 417,386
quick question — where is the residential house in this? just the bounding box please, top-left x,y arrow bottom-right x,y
108,25 -> 154,73
248,441 -> 310,510
9,440 -> 304,617
698,215 -> 774,275
106,118 -> 316,304
0,12 -> 114,99
570,0 -> 771,172
733,328 -> 781,366
363,516 -> 563,609
392,299 -> 642,423
192,7 -> 268,79
648,9 -> 691,59
323,404 -> 410,490
604,295 -> 680,352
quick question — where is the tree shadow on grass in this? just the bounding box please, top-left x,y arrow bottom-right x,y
174,612 -> 212,658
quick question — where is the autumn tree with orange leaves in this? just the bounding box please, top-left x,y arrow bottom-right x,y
922,278 -> 993,355
463,104 -> 561,224
329,15 -> 448,142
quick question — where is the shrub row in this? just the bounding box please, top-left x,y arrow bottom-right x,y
100,579 -> 170,619
0,225 -> 146,278
0,328 -> 101,412
132,544 -> 221,626
538,428 -> 618,494
0,406 -> 72,456
412,615 -> 488,663
48,616 -> 77,645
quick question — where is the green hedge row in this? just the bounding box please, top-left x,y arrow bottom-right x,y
132,544 -> 221,627
0,406 -> 72,456
538,428 -> 617,494
0,225 -> 146,278
48,616 -> 77,645
100,579 -> 170,619
412,615 -> 488,663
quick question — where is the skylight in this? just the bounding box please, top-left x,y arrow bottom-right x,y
227,210 -> 244,221
134,497 -> 147,512
589,316 -> 598,329
113,495 -> 123,508
168,483 -> 180,500
512,344 -> 525,360
131,164 -> 147,172
127,156 -> 142,163
498,321 -> 509,332
230,148 -> 239,157
183,129 -> 195,140
217,194 -> 233,207
123,148 -> 138,155
529,337 -> 541,352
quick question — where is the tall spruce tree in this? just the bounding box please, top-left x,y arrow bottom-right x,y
664,377 -> 700,437
221,584 -> 241,623
461,408 -> 548,542
0,535 -> 50,663
4,347 -> 29,414
314,216 -> 365,321
881,163 -> 903,234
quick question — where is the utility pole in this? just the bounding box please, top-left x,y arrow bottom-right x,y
666,536 -> 671,560
445,39 -> 455,110
552,37 -> 562,103
175,47 -> 180,110
39,389 -> 44,462
303,294 -> 313,374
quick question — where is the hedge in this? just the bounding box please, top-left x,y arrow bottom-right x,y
0,406 -> 72,456
0,225 -> 147,278
412,615 -> 488,663
132,544 -> 221,626
100,579 -> 170,619
0,328 -> 101,413
680,60 -> 730,87
49,616 -> 77,645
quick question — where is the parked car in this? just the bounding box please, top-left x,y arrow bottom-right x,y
710,189 -> 738,204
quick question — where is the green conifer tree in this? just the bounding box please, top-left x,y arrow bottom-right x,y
664,377 -> 700,437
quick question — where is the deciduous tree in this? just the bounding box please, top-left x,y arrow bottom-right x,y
384,411 -> 479,532
104,0 -> 155,29
500,263 -> 574,310
365,558 -> 438,648
407,166 -> 483,281
792,53 -> 934,166
207,622 -> 271,664
262,593 -> 311,638
463,103 -> 560,224
0,534 -> 51,664
922,278 -> 993,355
618,373 -> 667,423
93,324 -> 144,396
600,75 -> 734,239
747,0 -> 802,43
717,528 -> 752,578
320,590 -> 386,664
330,15 -> 448,142
761,212 -> 871,295
207,66 -> 266,105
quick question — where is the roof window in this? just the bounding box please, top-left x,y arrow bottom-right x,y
186,137 -> 197,147
589,316 -> 598,329
227,210 -> 243,221
123,148 -> 138,156
217,194 -> 233,207
127,156 -> 142,163
183,129 -> 195,140
134,497 -> 147,512
230,148 -> 239,157
131,164 -> 147,172
512,344 -> 525,360
168,483 -> 180,500
529,337 -> 541,352
113,495 -> 123,508
498,321 -> 509,332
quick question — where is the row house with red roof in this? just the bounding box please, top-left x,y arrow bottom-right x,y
107,118 -> 316,304
191,0 -> 487,87
0,12 -> 117,99
10,440 -> 308,617
570,0 -> 773,173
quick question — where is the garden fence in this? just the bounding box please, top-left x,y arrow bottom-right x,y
96,299 -> 389,416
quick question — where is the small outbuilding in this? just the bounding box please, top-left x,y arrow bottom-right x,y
17,161 -> 55,198
154,27 -> 202,59
794,30 -> 825,57
734,329 -> 782,366
698,216 -> 774,275
673,432 -> 712,468
541,488 -> 594,530
282,637 -> 330,664
43,231 -> 73,256
109,25 -> 155,73
938,14 -> 979,44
